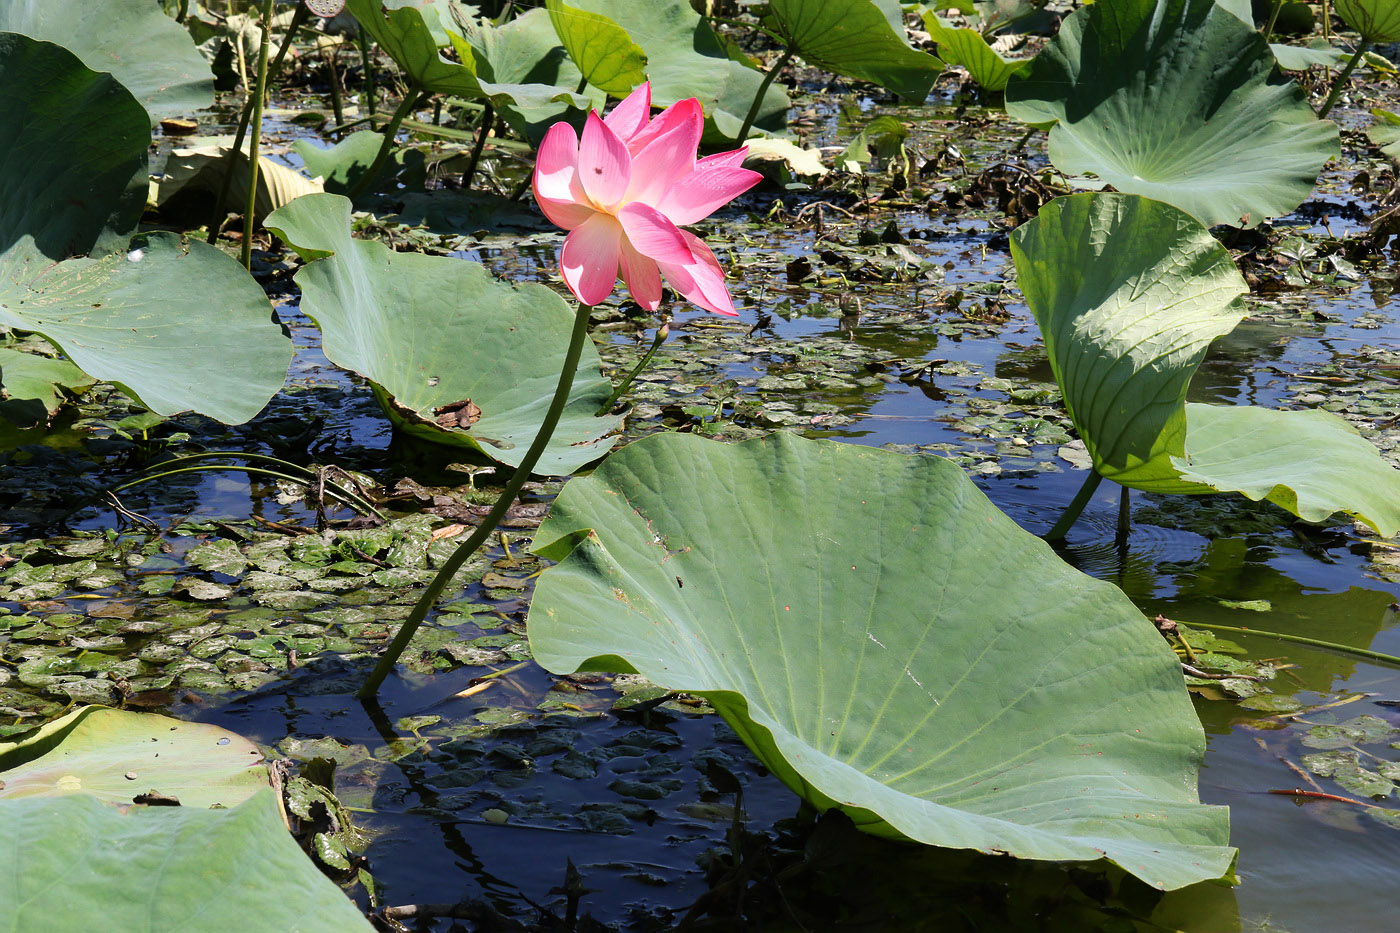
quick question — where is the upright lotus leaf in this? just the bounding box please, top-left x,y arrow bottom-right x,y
528,432 -> 1235,890
546,0 -> 647,96
1005,0 -> 1338,228
154,144 -> 325,219
0,792 -> 373,931
463,7 -> 589,139
1011,193 -> 1400,535
0,37 -> 291,424
764,0 -> 943,102
0,706 -> 266,809
0,0 -> 213,123
1335,0 -> 1400,41
346,0 -> 586,112
557,0 -> 790,141
921,13 -> 1031,92
266,194 -> 621,474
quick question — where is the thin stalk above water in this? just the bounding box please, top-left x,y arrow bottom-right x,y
595,321 -> 668,416
1044,470 -> 1104,542
357,302 -> 597,700
240,0 -> 277,270
737,46 -> 793,142
345,82 -> 424,202
1318,40 -> 1372,119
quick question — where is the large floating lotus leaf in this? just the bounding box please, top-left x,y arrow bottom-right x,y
546,0 -> 646,96
0,706 -> 266,809
1005,0 -> 1338,228
0,0 -> 212,123
764,0 -> 943,102
559,0 -> 790,141
0,37 -> 291,424
922,13 -> 1031,92
1011,193 -> 1400,535
528,431 -> 1235,890
0,791 -> 372,931
1335,0 -> 1400,41
346,0 -> 586,112
266,194 -> 620,474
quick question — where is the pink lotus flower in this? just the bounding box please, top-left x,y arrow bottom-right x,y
533,83 -> 762,316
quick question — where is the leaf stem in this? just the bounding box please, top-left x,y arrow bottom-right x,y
345,82 -> 424,202
209,2 -> 310,246
1044,470 -> 1103,541
357,302 -> 597,699
1263,0 -> 1284,44
1318,40 -> 1371,119
462,100 -> 496,192
1179,620 -> 1400,668
595,321 -> 668,415
736,46 -> 793,142
240,0 -> 277,270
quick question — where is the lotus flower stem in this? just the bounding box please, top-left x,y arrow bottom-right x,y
595,321 -> 669,415
357,302 -> 597,699
737,46 -> 794,142
462,100 -> 496,192
241,0 -> 278,270
1044,469 -> 1103,541
1115,485 -> 1132,544
345,81 -> 424,202
207,2 -> 311,246
1318,40 -> 1372,119
1178,620 -> 1400,669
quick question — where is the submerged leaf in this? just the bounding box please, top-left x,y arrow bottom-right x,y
266,193 -> 620,474
1005,0 -> 1337,228
529,431 -> 1234,890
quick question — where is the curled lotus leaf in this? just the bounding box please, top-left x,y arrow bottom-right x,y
528,431 -> 1236,890
1005,0 -> 1338,228
265,193 -> 621,475
1011,192 -> 1400,536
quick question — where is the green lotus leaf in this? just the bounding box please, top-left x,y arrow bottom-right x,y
1335,0 -> 1400,42
0,36 -> 291,425
346,0 -> 587,112
0,791 -> 372,931
265,193 -> 620,474
1270,40 -> 1351,71
1371,109 -> 1400,161
0,347 -> 94,426
1011,192 -> 1400,535
1005,0 -> 1338,228
528,431 -> 1235,890
462,7 -> 587,140
0,706 -> 266,809
1173,405 -> 1400,532
0,0 -> 212,124
921,13 -> 1030,92
555,0 -> 790,141
763,0 -> 942,102
546,0 -> 646,96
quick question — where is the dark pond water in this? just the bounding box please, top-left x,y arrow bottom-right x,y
5,87 -> 1400,930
